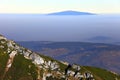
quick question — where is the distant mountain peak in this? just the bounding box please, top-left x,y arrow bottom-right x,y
88,36 -> 112,42
47,10 -> 95,15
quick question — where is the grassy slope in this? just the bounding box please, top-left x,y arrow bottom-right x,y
39,54 -> 120,80
0,39 -> 9,79
0,51 -> 120,80
0,40 -> 120,80
0,51 -> 9,79
82,66 -> 120,80
3,54 -> 38,80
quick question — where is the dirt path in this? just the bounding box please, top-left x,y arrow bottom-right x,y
2,51 -> 17,80
37,67 -> 41,80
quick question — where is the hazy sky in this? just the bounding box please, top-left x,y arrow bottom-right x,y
0,0 -> 120,14
0,15 -> 120,42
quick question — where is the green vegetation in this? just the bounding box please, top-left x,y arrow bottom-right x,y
0,51 -> 9,79
39,53 -> 55,61
57,61 -> 67,72
83,66 -> 120,80
0,36 -> 120,80
4,54 -> 38,80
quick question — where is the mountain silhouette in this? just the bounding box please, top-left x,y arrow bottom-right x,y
47,10 -> 95,15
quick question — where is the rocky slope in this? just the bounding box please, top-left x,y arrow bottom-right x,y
17,41 -> 120,74
0,35 -> 120,80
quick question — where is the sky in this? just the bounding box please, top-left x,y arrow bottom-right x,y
0,0 -> 120,14
0,0 -> 120,43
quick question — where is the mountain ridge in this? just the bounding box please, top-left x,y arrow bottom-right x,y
47,10 -> 95,15
17,41 -> 120,74
0,34 -> 120,80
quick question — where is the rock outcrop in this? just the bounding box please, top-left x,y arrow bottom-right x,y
0,34 -> 120,80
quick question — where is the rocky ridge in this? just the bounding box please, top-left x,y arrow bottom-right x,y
0,34 -> 120,80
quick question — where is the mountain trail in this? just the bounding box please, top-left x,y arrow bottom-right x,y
2,51 -> 17,79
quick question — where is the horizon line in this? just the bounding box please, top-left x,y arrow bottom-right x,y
0,10 -> 104,15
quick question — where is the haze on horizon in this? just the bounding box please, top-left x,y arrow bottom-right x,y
0,14 -> 120,43
0,0 -> 120,43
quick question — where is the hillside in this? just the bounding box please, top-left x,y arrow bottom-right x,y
87,36 -> 112,43
17,41 -> 120,74
0,35 -> 120,80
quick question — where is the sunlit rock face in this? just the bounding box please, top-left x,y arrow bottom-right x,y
0,35 -> 7,40
29,53 -> 44,64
